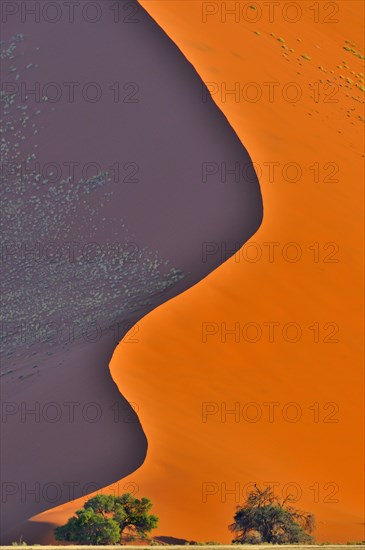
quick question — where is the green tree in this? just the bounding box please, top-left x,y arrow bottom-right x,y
112,494 -> 158,537
54,508 -> 120,545
230,485 -> 315,543
55,493 -> 158,545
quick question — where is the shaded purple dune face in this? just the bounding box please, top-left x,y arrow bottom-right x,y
0,0 -> 263,542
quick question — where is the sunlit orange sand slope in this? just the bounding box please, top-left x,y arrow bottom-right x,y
35,0 -> 364,543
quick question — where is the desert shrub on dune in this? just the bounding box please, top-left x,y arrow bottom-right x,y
54,493 -> 158,545
230,485 -> 315,544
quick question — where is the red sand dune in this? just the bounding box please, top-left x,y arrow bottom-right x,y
34,0 -> 364,543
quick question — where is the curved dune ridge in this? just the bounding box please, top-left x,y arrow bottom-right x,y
115,0 -> 365,543
0,0 -> 263,543
22,0 -> 365,544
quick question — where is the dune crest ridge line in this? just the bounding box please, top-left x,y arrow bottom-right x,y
38,0 -> 365,544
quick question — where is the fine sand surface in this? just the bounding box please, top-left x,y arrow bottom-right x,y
31,0 -> 364,545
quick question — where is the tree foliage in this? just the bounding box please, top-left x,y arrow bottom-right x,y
54,493 -> 158,545
230,485 -> 315,543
